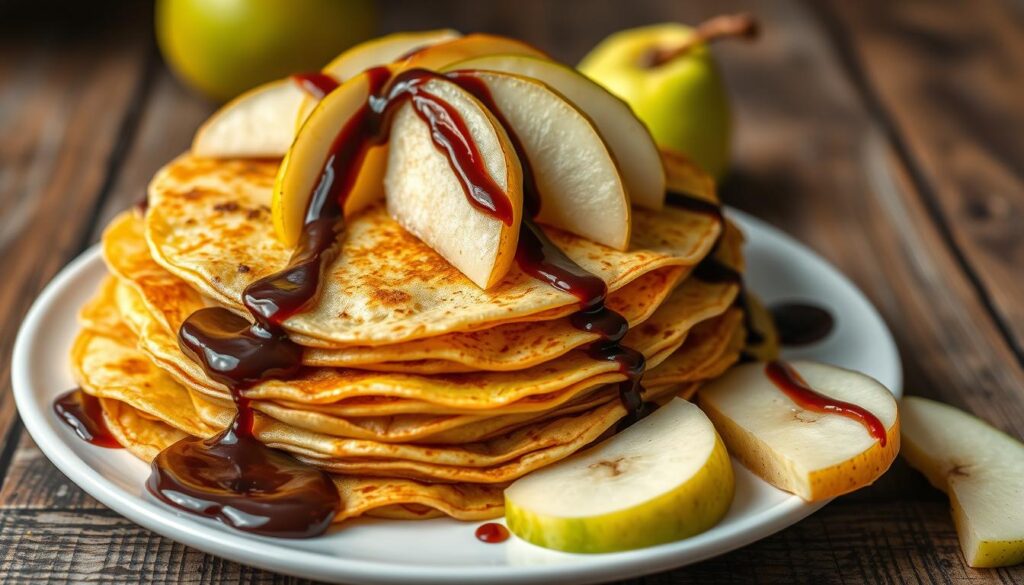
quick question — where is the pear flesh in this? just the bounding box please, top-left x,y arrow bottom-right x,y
699,361 -> 899,502
456,70 -> 631,250
450,54 -> 666,211
193,79 -> 306,158
505,398 -> 734,553
901,396 -> 1024,568
194,30 -> 463,159
385,77 -> 523,290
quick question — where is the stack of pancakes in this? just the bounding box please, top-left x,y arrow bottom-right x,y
73,153 -> 759,523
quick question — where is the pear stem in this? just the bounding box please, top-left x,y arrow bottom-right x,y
642,13 -> 759,68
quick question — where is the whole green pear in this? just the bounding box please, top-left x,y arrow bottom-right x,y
579,23 -> 732,179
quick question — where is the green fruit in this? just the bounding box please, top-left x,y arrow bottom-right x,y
505,399 -> 734,553
579,23 -> 731,179
156,0 -> 376,102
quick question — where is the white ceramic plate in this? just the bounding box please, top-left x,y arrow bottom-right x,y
13,209 -> 901,585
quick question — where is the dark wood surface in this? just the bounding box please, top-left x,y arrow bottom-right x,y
1,0 -> 1022,582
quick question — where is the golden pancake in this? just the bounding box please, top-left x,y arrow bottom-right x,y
79,276 -> 133,339
74,283 -> 741,483
97,398 -> 505,522
72,327 -> 215,438
120,276 -> 728,412
645,309 -> 746,387
145,155 -> 722,346
105,211 -> 690,372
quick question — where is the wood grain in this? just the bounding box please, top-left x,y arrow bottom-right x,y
0,501 -> 1009,585
0,6 -> 154,483
92,67 -> 215,239
0,0 -> 1022,583
819,0 -> 1024,365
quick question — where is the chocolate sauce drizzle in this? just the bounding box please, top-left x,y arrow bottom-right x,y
53,389 -> 123,449
291,72 -> 341,100
451,71 -> 651,425
475,522 -> 511,543
765,360 -> 887,445
770,302 -> 834,346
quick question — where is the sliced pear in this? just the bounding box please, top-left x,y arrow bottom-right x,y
901,396 -> 1024,568
699,361 -> 899,501
450,70 -> 630,250
323,29 -> 461,80
193,79 -> 307,158
398,34 -> 549,72
385,77 -> 523,289
273,72 -> 386,247
197,31 -> 462,159
448,54 -> 665,210
294,29 -> 464,128
505,398 -> 734,553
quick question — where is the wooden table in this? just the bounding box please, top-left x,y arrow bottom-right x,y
1,0 -> 1021,582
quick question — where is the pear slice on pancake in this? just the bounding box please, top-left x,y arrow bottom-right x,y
450,54 -> 666,210
271,71 -> 386,247
448,70 -> 631,250
384,76 -> 524,290
293,29 -> 464,125
193,30 -> 462,159
192,79 -> 307,158
396,33 -> 548,72
322,29 -> 461,82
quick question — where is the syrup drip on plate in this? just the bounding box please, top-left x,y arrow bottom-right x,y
475,522 -> 511,543
769,302 -> 834,346
53,389 -> 123,449
765,360 -> 887,445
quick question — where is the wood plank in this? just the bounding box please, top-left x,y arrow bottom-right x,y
0,509 -> 322,584
816,0 -> 1024,367
0,433 -> 105,510
0,501 -> 1017,584
0,6 -> 154,481
0,65 -> 211,512
92,66 -> 215,238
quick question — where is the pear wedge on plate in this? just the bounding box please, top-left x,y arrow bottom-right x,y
449,54 -> 665,210
901,396 -> 1024,568
699,361 -> 899,501
505,399 -> 734,553
448,70 -> 630,250
385,77 -> 523,289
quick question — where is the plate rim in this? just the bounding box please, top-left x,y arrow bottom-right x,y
12,208 -> 902,585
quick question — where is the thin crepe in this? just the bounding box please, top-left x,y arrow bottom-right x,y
144,155 -> 722,346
